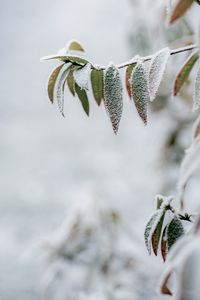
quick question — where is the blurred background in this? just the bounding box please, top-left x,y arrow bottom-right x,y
0,0 -> 199,299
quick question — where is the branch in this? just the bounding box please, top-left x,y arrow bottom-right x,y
92,44 -> 197,70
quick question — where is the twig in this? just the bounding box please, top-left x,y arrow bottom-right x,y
92,44 -> 197,70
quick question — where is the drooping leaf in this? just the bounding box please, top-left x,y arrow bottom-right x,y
67,40 -> 85,52
160,271 -> 173,296
66,69 -> 76,96
104,63 -> 123,134
161,226 -> 168,262
90,69 -> 104,106
167,216 -> 185,250
151,210 -> 166,256
73,63 -> 91,91
47,64 -> 64,103
148,47 -> 170,101
193,63 -> 200,111
169,0 -> 194,25
125,63 -> 136,98
144,211 -> 159,255
131,61 -> 149,125
174,51 -> 199,96
53,63 -> 71,116
41,55 -> 88,66
75,83 -> 89,116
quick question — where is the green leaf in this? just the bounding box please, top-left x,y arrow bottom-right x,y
91,69 -> 104,106
167,216 -> 185,250
67,40 -> 85,52
47,64 -> 65,103
169,0 -> 194,25
75,83 -> 89,116
193,63 -> 200,111
104,63 -> 123,134
66,69 -> 76,96
148,47 -> 170,101
41,55 -> 89,66
151,210 -> 166,256
174,51 -> 199,96
131,62 -> 149,125
125,63 -> 136,99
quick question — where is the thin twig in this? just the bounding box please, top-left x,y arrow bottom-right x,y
92,44 -> 197,70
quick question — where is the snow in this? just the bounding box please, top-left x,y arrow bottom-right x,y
73,63 -> 91,91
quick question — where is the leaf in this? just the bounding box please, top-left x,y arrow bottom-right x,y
66,69 -> 76,96
104,63 -> 123,134
125,63 -> 136,98
151,210 -> 166,256
169,0 -> 194,25
75,83 -> 89,116
91,69 -> 104,106
174,51 -> 199,96
148,47 -> 170,101
193,63 -> 200,111
131,61 -> 149,125
144,212 -> 159,255
73,63 -> 91,91
160,271 -> 173,296
41,55 -> 88,66
161,226 -> 168,262
47,64 -> 64,103
67,40 -> 85,52
167,216 -> 184,250
53,63 -> 71,116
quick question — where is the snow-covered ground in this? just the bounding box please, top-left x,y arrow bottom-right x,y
0,0 -> 180,299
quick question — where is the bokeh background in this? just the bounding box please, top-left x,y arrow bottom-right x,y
0,0 -> 199,299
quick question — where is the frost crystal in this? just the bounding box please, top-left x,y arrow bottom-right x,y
74,63 -> 91,91
104,63 -> 123,134
53,63 -> 71,116
148,47 -> 170,101
193,63 -> 200,111
131,61 -> 149,125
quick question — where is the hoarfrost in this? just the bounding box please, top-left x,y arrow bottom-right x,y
74,63 -> 91,91
193,63 -> 200,111
148,47 -> 170,101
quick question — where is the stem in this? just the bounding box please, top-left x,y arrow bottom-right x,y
92,44 -> 197,70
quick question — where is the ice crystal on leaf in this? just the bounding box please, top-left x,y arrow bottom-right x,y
193,63 -> 200,111
148,47 -> 170,102
74,63 -> 91,91
104,63 -> 123,134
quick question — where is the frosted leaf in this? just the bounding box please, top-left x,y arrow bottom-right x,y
193,63 -> 200,111
104,63 -> 123,134
41,54 -> 88,66
66,40 -> 85,52
90,69 -> 104,106
144,209 -> 165,255
178,138 -> 200,204
169,0 -> 194,25
151,209 -> 166,256
174,51 -> 199,96
148,47 -> 170,101
167,215 -> 184,250
53,63 -> 71,116
74,63 -> 91,91
125,63 -> 136,99
131,61 -> 149,125
47,63 -> 64,103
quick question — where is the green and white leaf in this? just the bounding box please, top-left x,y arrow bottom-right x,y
193,63 -> 200,111
66,40 -> 85,52
53,63 -> 72,116
41,54 -> 88,66
148,47 -> 170,101
151,209 -> 166,256
75,83 -> 89,116
131,61 -> 149,125
47,63 -> 65,103
167,215 -> 184,250
91,69 -> 104,106
104,63 -> 123,134
73,63 -> 91,91
174,51 -> 199,96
